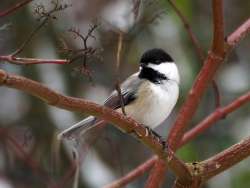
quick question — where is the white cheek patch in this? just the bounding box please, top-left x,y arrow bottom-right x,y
147,62 -> 180,84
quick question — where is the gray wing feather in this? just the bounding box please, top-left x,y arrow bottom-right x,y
104,73 -> 142,108
59,73 -> 142,140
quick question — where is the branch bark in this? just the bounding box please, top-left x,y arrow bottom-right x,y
201,136 -> 250,180
0,69 -> 192,183
103,156 -> 157,188
0,55 -> 69,65
168,0 -> 224,151
0,0 -> 33,18
181,92 -> 250,145
88,15 -> 250,187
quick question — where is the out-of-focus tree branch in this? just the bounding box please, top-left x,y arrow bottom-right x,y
227,18 -> 250,48
168,0 -> 205,61
111,14 -> 250,188
0,55 -> 69,65
103,156 -> 157,188
148,0 -> 225,186
0,0 -> 33,18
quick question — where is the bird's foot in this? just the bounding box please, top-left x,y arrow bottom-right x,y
144,126 -> 168,151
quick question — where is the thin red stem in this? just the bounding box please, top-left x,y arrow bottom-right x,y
0,0 -> 33,18
0,69 -> 192,183
181,92 -> 250,145
91,15 -> 250,188
201,136 -> 250,180
103,156 -> 157,188
0,55 -> 69,65
227,18 -> 250,48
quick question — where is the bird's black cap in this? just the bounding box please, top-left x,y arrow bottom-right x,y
140,48 -> 174,65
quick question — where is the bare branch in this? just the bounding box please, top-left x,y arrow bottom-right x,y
76,15 -> 250,187
168,0 -> 205,61
227,18 -> 250,48
144,159 -> 167,188
181,92 -> 250,145
0,55 -> 69,65
0,69 -> 192,182
211,0 -> 225,56
117,91 -> 250,188
168,0 -> 221,108
168,0 -> 225,151
0,0 -> 33,18
201,136 -> 250,180
103,156 -> 157,188
115,32 -> 126,115
11,0 -> 71,56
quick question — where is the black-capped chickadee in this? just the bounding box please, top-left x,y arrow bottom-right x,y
59,48 -> 180,139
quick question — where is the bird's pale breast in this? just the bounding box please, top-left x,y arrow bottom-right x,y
117,80 -> 179,129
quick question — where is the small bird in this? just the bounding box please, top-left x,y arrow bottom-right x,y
59,48 -> 180,140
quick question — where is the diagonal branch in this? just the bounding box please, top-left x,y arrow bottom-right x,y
92,15 -> 250,188
0,0 -> 33,18
181,92 -> 250,145
201,136 -> 250,180
0,69 -> 192,183
103,156 -> 157,188
227,18 -> 250,48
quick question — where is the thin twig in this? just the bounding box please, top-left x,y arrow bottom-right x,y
115,32 -> 126,115
168,0 -> 205,61
181,92 -> 250,145
11,18 -> 48,56
11,0 -> 70,56
227,18 -> 250,48
4,130 -> 56,187
0,0 -> 33,18
103,156 -> 157,188
0,55 -> 69,65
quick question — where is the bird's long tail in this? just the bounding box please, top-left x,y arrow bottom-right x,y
58,116 -> 97,140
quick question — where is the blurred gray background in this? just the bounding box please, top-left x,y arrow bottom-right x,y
0,0 -> 249,187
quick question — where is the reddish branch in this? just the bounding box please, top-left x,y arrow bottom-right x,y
103,156 -> 157,188
168,0 -> 221,108
0,55 -> 69,65
227,18 -> 250,48
0,0 -> 33,18
4,131 -> 56,187
201,136 -> 250,180
109,91 -> 250,188
168,0 -> 225,150
211,0 -> 225,56
0,69 -> 192,183
100,15 -> 250,188
144,159 -> 167,188
146,1 -> 225,186
181,92 -> 250,145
